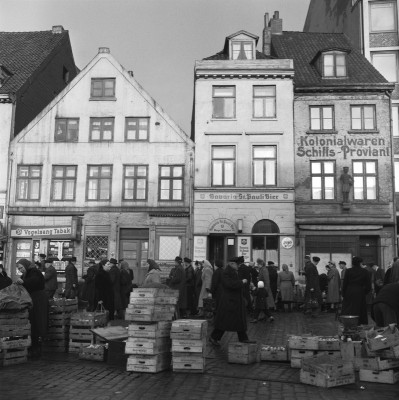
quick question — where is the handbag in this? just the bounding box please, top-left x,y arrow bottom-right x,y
306,291 -> 319,309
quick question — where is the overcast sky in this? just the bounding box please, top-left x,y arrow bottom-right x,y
1,0 -> 310,134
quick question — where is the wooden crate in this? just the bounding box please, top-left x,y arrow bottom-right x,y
366,327 -> 399,351
127,353 -> 171,373
228,342 -> 258,365
0,323 -> 31,338
0,310 -> 29,326
301,354 -> 354,377
125,308 -> 175,322
290,349 -> 317,359
375,344 -> 399,359
49,312 -> 72,325
0,336 -> 31,350
172,355 -> 205,373
70,311 -> 108,328
125,337 -> 171,355
79,344 -> 106,361
130,288 -> 179,299
172,338 -> 206,354
318,337 -> 340,351
291,358 -> 303,368
300,370 -> 355,388
129,295 -> 178,306
128,321 -> 172,339
0,347 -> 28,367
260,345 -> 288,362
42,339 -> 68,353
288,335 -> 319,350
69,339 -> 91,354
316,350 -> 341,357
70,326 -> 94,341
340,341 -> 363,361
359,368 -> 399,384
170,320 -> 208,340
49,298 -> 78,313
356,357 -> 399,371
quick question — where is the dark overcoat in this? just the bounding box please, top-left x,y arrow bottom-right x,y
304,261 -> 322,304
120,268 -> 132,309
64,263 -> 78,299
210,266 -> 223,308
108,265 -> 123,310
82,264 -> 97,309
342,266 -> 371,325
214,265 -> 247,332
253,287 -> 268,310
95,267 -> 114,312
168,264 -> 187,309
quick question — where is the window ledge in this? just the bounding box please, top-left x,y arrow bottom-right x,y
251,118 -> 277,121
210,118 -> 237,122
347,130 -> 379,134
306,130 -> 338,135
89,97 -> 117,101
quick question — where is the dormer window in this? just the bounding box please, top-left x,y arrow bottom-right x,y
231,41 -> 254,60
322,51 -> 347,78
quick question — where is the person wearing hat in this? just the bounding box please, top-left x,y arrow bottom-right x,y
15,259 -> 48,358
44,257 -> 58,299
64,256 -> 78,299
37,253 -> 47,272
107,258 -> 124,319
210,259 -> 224,311
183,257 -> 196,316
194,261 -> 203,311
209,256 -> 254,346
304,256 -> 322,317
372,282 -> 399,327
168,256 -> 187,317
0,263 -> 12,290
267,261 -> 278,306
142,259 -> 162,286
341,256 -> 371,325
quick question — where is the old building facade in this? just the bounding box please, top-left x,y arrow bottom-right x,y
7,48 -> 194,284
192,27 -> 296,272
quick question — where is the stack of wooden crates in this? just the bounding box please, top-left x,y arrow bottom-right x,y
42,298 -> 78,353
125,288 -> 178,373
171,319 -> 207,373
0,309 -> 31,366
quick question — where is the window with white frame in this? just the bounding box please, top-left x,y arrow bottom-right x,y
125,117 -> 149,141
211,146 -> 235,186
87,165 -> 112,201
212,86 -> 235,118
370,1 -> 397,32
253,86 -> 276,118
353,161 -> 377,200
253,146 -> 277,186
51,166 -> 77,201
16,165 -> 42,201
90,118 -> 114,141
123,165 -> 148,200
54,118 -> 79,142
91,78 -> 115,98
231,41 -> 254,60
310,106 -> 334,130
311,161 -> 335,200
351,105 -> 376,130
159,165 -> 184,201
323,52 -> 347,77
371,52 -> 398,82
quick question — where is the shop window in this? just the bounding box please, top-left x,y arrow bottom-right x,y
87,165 -> 112,201
85,236 -> 109,260
51,165 -> 77,201
253,86 -> 276,118
211,146 -> 235,187
353,160 -> 377,200
157,236 -> 182,261
322,52 -> 347,78
371,52 -> 398,82
54,118 -> 79,142
212,86 -> 235,119
16,165 -> 42,201
90,117 -> 114,141
350,105 -> 376,131
123,165 -> 148,200
90,78 -> 115,98
253,145 -> 277,186
251,219 -> 279,265
231,41 -> 254,60
159,165 -> 184,201
309,106 -> 334,131
311,161 -> 335,200
370,1 -> 397,32
125,117 -> 149,141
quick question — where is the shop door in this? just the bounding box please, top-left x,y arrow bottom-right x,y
119,239 -> 148,284
359,236 -> 379,267
208,236 -> 236,267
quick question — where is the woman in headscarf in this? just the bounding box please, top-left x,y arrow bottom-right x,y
341,256 -> 371,325
142,259 -> 163,286
277,264 -> 295,312
15,258 -> 48,358
198,260 -> 213,316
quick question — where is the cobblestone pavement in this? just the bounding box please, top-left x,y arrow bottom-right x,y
1,311 -> 399,400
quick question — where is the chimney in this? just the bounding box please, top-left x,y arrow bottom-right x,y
52,25 -> 64,34
128,70 -> 134,77
270,11 -> 283,35
262,12 -> 271,55
98,47 -> 110,54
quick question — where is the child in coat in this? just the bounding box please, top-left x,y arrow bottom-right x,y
250,281 -> 274,323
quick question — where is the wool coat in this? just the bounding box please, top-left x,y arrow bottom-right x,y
198,263 -> 213,308
168,263 -> 187,309
253,287 -> 268,310
143,268 -> 162,286
258,266 -> 276,308
214,265 -> 247,332
82,264 -> 97,309
95,267 -> 114,313
326,267 -> 341,304
210,266 -> 224,308
64,262 -> 78,299
304,261 -> 322,305
44,265 -> 58,292
108,265 -> 123,310
277,270 -> 295,302
120,268 -> 132,309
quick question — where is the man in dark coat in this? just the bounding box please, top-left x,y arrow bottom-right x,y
267,261 -> 278,302
304,256 -> 322,317
44,259 -> 58,299
372,282 -> 399,327
194,261 -> 203,310
238,257 -> 253,313
168,256 -> 187,317
37,253 -> 46,272
0,264 -> 12,290
95,260 -> 114,319
120,261 -> 133,310
209,256 -> 254,346
210,259 -> 224,311
64,257 -> 78,299
372,264 -> 385,296
184,257 -> 196,316
108,258 -> 124,319
82,260 -> 98,311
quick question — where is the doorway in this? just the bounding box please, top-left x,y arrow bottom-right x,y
208,235 -> 236,267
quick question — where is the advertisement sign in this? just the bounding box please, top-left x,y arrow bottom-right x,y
208,218 -> 236,234
281,237 -> 294,249
11,226 -> 72,238
237,237 -> 251,262
193,236 -> 207,261
195,191 -> 294,202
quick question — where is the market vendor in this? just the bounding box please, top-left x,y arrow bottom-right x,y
372,282 -> 399,327
15,258 -> 48,358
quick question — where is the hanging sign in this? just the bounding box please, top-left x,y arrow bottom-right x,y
237,237 -> 251,262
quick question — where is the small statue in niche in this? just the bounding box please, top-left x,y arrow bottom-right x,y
340,166 -> 353,203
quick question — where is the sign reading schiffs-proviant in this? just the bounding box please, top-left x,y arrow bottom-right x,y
11,226 -> 72,238
195,191 -> 293,202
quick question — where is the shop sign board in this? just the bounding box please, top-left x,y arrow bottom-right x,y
195,191 -> 293,202
237,237 -> 251,262
281,237 -> 294,249
208,219 -> 236,234
11,226 -> 72,238
193,236 -> 207,261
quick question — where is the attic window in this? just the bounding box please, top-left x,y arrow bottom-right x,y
231,41 -> 253,60
322,51 -> 347,78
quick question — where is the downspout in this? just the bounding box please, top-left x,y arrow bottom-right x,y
188,149 -> 194,258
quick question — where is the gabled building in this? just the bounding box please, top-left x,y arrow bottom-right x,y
7,47 -> 194,284
192,25 -> 296,271
0,26 -> 77,264
269,12 -> 395,271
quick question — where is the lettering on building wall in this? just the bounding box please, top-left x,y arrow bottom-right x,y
195,191 -> 294,202
296,136 -> 389,159
11,226 -> 72,238
209,218 -> 236,233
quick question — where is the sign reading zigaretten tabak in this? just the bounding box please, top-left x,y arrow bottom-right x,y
11,226 -> 72,238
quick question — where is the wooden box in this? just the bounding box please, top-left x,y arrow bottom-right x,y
69,339 -> 91,354
228,342 -> 258,365
79,344 -> 106,361
128,322 -> 172,338
340,341 -> 363,361
359,368 -> 399,384
170,319 -> 207,340
125,337 -> 171,355
171,338 -> 206,354
366,327 -> 399,351
125,306 -> 175,322
0,336 -> 31,350
49,298 -> 78,313
290,358 -> 303,368
356,357 -> 399,371
318,337 -> 340,351
288,335 -> 319,350
376,344 -> 399,359
172,354 -> 205,373
127,353 -> 171,373
69,326 -> 94,341
301,354 -> 354,377
290,350 -> 317,369
0,347 -> 28,367
317,350 -> 341,357
49,312 -> 72,325
0,323 -> 31,338
70,311 -> 108,328
0,310 -> 29,326
300,370 -> 355,388
130,288 -> 179,299
260,345 -> 288,362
